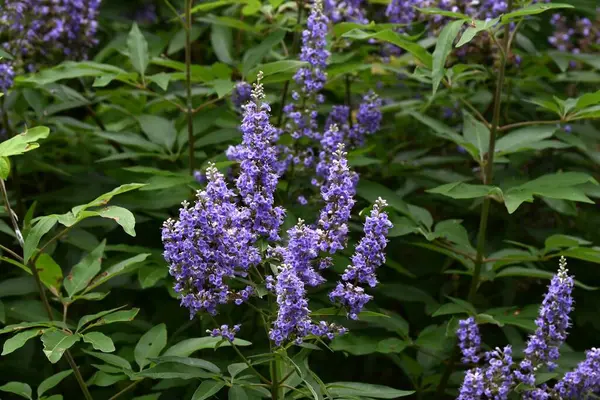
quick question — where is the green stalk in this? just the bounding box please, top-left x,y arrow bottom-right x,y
185,0 -> 195,174
0,179 -> 93,400
271,356 -> 280,400
467,0 -> 513,303
437,2 -> 513,396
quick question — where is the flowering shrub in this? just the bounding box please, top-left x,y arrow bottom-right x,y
0,0 -> 600,399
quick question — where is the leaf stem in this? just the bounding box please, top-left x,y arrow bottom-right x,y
108,379 -> 143,400
231,341 -> 271,385
185,0 -> 195,175
497,119 -> 562,132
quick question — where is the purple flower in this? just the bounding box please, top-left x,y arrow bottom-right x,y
317,144 -> 357,253
134,3 -> 158,25
330,198 -> 392,319
0,62 -> 15,92
516,256 -> 574,385
285,0 -> 330,140
324,0 -> 367,24
458,368 -> 486,400
228,72 -> 285,241
297,195 -> 308,205
458,346 -> 514,400
0,0 -> 101,74
458,317 -> 481,364
232,81 -> 252,109
161,164 -> 260,317
554,347 -> 600,398
351,91 -> 383,147
209,324 -> 241,342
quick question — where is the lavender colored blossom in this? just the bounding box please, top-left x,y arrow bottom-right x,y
548,12 -> 599,61
0,62 -> 15,92
330,198 -> 392,319
351,91 -> 383,146
297,195 -> 308,205
161,164 -> 259,317
193,170 -> 206,184
516,256 -> 574,386
324,0 -> 367,23
317,144 -> 357,253
458,368 -> 486,400
209,324 -> 241,342
554,347 -> 600,398
285,0 -> 330,140
282,220 -> 325,287
232,81 -> 252,109
458,317 -> 481,364
0,0 -> 101,77
228,73 -> 285,241
458,346 -> 514,400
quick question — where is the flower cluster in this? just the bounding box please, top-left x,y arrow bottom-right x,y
324,0 -> 368,24
0,0 -> 102,89
330,198 -> 392,319
548,11 -> 600,67
232,81 -> 252,109
209,324 -> 241,342
166,74 -> 392,347
458,317 -> 481,364
456,257 -> 600,399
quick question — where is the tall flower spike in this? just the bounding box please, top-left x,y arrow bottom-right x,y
516,256 -> 574,386
457,317 -> 482,364
457,346 -> 514,400
230,71 -> 285,241
317,143 -> 357,254
554,347 -> 600,398
351,91 -> 383,147
284,0 -> 330,140
161,163 -> 259,317
330,198 -> 392,319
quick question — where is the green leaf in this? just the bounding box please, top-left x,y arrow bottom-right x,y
407,111 -> 470,145
342,29 -> 432,68
0,156 -> 10,179
503,172 -> 598,213
501,3 -> 574,22
495,266 -> 597,290
330,334 -> 378,355
83,308 -> 140,330
0,382 -> 32,399
495,126 -> 557,156
37,370 -> 73,398
211,24 -> 233,64
376,338 -> 409,354
0,126 -> 50,158
87,371 -> 128,387
77,306 -> 127,332
192,381 -> 226,400
544,234 -> 591,251
190,0 -> 237,14
64,240 -> 106,297
71,183 -> 146,216
83,350 -> 132,370
247,60 -> 308,81
0,321 -> 58,334
163,337 -> 251,357
86,253 -> 150,292
427,182 -> 500,199
24,215 -> 58,263
83,332 -> 116,352
228,386 -> 248,400
147,72 -> 171,91
36,254 -> 63,293
432,303 -> 470,317
138,115 -> 177,151
327,382 -> 414,398
137,363 -> 216,380
432,20 -> 464,94
135,324 -> 168,370
86,206 -> 137,236
561,247 -> 600,264
41,330 -> 81,364
242,29 -> 286,76
148,356 -> 220,373
2,329 -> 44,355
462,112 -> 490,161
127,23 -> 149,78
456,18 -> 499,48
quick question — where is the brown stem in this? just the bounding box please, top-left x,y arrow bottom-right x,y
108,379 -> 143,400
498,119 -> 562,132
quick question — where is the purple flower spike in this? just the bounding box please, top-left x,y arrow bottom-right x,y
229,72 -> 285,241
516,256 -> 574,386
554,347 -> 600,398
232,81 -> 252,109
458,317 -> 482,364
330,198 -> 392,319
